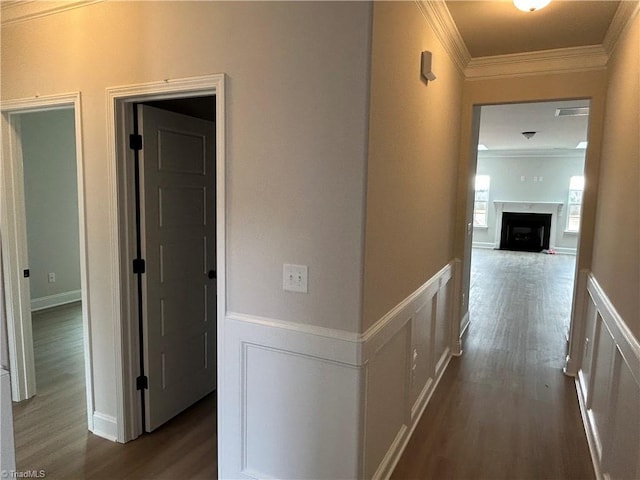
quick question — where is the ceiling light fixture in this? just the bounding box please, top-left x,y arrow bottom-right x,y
513,0 -> 551,12
522,131 -> 536,139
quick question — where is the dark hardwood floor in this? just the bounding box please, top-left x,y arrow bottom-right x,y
392,249 -> 594,480
12,303 -> 217,479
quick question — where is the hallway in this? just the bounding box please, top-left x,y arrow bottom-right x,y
392,249 -> 594,479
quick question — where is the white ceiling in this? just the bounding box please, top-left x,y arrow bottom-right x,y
478,100 -> 590,151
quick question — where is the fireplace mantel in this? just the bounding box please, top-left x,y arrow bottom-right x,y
493,200 -> 564,210
492,201 -> 565,250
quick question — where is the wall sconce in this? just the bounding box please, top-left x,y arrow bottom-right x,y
421,51 -> 436,83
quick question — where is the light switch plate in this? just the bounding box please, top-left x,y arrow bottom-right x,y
283,264 -> 308,293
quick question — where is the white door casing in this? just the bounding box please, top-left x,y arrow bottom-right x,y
138,104 -> 217,432
107,74 -> 226,445
0,110 -> 35,402
0,95 -> 93,431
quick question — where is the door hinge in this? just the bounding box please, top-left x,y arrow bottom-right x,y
136,375 -> 148,390
129,133 -> 143,151
132,258 -> 146,274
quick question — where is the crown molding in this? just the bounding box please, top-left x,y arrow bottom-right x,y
602,0 -> 640,56
416,0 -> 471,75
465,45 -> 608,80
478,148 -> 587,158
1,0 -> 103,26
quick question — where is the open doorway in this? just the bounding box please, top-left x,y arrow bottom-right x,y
0,96 -> 92,467
469,99 -> 590,350
106,74 -> 226,445
134,97 -> 217,433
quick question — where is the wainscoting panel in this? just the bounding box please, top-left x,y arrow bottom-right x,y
366,263 -> 454,480
243,344 -> 361,479
221,262 -> 456,480
576,275 -> 640,480
363,323 -> 411,479
410,298 -> 433,409
223,313 -> 363,480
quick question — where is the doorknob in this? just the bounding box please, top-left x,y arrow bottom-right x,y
208,270 -> 216,279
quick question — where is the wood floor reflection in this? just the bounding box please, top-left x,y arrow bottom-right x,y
12,303 -> 217,479
392,249 -> 594,480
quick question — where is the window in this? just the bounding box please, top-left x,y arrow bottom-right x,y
473,175 -> 490,227
567,176 -> 584,232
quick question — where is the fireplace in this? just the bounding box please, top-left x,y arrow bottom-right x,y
500,212 -> 552,252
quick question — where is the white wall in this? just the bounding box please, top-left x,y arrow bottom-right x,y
20,109 -> 81,308
1,0 -> 373,461
473,150 -> 585,252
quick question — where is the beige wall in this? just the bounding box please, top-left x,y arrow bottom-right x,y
1,1 -> 372,418
362,2 -> 464,330
456,70 -> 608,324
591,14 -> 640,336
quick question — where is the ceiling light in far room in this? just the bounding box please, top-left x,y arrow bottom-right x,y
576,141 -> 588,149
478,144 -> 489,151
522,131 -> 536,139
513,0 -> 551,12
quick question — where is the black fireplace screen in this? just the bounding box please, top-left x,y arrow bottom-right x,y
500,212 -> 552,252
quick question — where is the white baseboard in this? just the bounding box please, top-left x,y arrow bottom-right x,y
575,377 -> 604,480
31,289 -> 81,311
92,412 -> 118,442
551,246 -> 577,255
372,425 -> 408,480
453,311 -> 470,357
471,242 -> 495,249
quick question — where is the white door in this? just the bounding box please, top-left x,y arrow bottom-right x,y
138,104 -> 216,432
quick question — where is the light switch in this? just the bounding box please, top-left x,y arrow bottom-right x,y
283,264 -> 308,293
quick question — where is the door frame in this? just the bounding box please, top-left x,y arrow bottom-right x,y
0,93 -> 94,426
105,74 -> 226,443
456,96 -> 600,376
